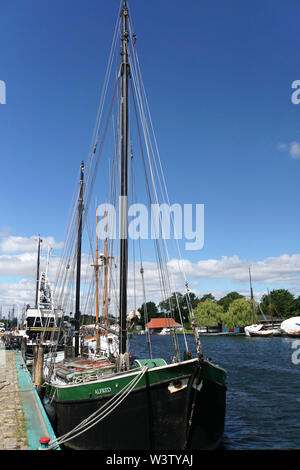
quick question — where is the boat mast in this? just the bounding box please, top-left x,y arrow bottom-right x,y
95,208 -> 99,326
35,235 -> 42,309
249,266 -> 255,323
119,0 -> 130,355
75,161 -> 84,357
92,207 -> 109,351
104,209 -> 109,328
268,289 -> 274,327
91,208 -> 100,351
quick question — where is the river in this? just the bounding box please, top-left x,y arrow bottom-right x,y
130,333 -> 300,450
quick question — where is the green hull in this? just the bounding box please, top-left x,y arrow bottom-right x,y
45,358 -> 226,450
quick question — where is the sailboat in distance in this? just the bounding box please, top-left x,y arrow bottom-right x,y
44,0 -> 226,450
245,268 -> 281,337
84,207 -> 119,358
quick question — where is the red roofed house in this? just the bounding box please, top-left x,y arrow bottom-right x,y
146,318 -> 181,335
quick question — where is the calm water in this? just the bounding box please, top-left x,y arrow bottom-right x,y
130,333 -> 300,450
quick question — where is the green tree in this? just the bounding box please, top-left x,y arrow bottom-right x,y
185,292 -> 200,309
218,292 -> 244,312
138,301 -> 159,327
223,298 -> 257,328
260,289 -> 294,320
193,300 -> 224,327
158,292 -> 193,324
291,296 -> 300,317
80,314 -> 95,326
199,293 -> 216,302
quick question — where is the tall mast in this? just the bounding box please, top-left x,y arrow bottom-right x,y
75,161 -> 84,357
95,208 -> 99,325
119,0 -> 130,355
91,208 -> 100,352
98,208 -> 111,331
95,208 -> 100,351
268,289 -> 274,327
248,265 -> 255,323
104,209 -> 109,328
35,235 -> 42,309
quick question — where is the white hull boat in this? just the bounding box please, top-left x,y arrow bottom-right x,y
280,317 -> 300,337
245,324 -> 281,337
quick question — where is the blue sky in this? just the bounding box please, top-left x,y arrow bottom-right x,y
1,0 -> 300,310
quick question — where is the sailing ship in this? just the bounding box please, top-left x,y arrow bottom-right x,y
83,208 -> 119,358
43,1 -> 226,450
245,271 -> 281,337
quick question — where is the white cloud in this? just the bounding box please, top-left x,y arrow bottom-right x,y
0,236 -> 63,253
278,141 -> 300,160
0,278 -> 35,306
290,142 -> 300,160
167,254 -> 300,287
0,253 -> 37,277
2,232 -> 300,314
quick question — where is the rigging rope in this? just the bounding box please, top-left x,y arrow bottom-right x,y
44,365 -> 148,450
128,16 -> 200,356
46,0 -> 202,365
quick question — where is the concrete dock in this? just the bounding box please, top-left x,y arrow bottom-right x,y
0,338 -> 59,450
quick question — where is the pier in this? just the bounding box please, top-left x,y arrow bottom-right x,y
0,338 -> 59,450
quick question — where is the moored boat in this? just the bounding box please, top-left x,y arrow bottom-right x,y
280,316 -> 300,337
42,0 -> 227,451
45,355 -> 226,450
245,276 -> 281,337
244,323 -> 281,337
24,240 -> 64,354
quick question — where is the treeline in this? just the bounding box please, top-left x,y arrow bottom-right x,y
5,288 -> 298,330
136,289 -> 300,328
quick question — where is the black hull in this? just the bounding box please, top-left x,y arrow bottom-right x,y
48,366 -> 226,450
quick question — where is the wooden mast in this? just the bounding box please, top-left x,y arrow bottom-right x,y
249,265 -> 256,323
119,0 -> 130,355
92,207 -> 109,350
104,209 -> 109,328
74,161 -> 84,357
91,208 -> 100,351
268,289 -> 274,327
95,208 -> 99,326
